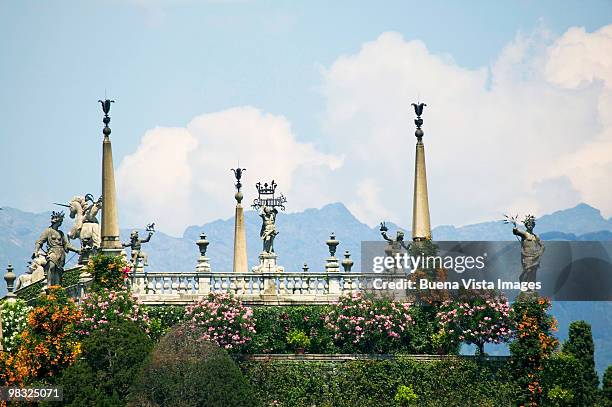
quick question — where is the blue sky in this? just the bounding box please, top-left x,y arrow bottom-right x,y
1,1 -> 611,235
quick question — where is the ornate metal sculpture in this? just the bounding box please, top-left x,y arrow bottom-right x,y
231,167 -> 246,192
412,102 -> 427,140
252,180 -> 287,211
98,98 -> 114,135
122,223 -> 155,270
252,180 -> 286,254
32,211 -> 80,287
504,214 -> 545,284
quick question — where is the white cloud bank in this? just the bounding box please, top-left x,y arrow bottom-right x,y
117,107 -> 341,235
118,24 -> 612,235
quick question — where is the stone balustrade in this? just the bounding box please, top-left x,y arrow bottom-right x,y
128,271 -> 388,305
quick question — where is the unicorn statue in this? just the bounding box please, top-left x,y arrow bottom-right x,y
59,194 -> 102,262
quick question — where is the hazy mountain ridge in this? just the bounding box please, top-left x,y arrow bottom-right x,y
2,202 -> 612,374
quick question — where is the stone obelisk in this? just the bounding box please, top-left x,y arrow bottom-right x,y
99,99 -> 122,254
411,103 -> 432,241
231,168 -> 248,273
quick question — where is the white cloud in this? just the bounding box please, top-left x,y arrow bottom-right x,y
118,24 -> 612,236
320,27 -> 612,228
117,106 -> 341,235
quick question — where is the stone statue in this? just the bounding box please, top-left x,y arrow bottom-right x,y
507,214 -> 545,284
66,194 -> 102,259
32,211 -> 80,287
259,206 -> 278,253
122,224 -> 155,270
15,251 -> 47,290
380,222 -> 410,251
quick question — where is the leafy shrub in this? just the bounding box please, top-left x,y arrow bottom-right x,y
241,358 -> 517,407
246,305 -> 336,354
546,385 -> 574,407
437,294 -> 514,355
324,292 -> 415,353
0,299 -> 31,352
184,292 -> 255,351
61,320 -> 153,406
509,294 -> 558,406
130,324 -> 260,406
2,288 -> 81,385
145,305 -> 185,340
394,384 -> 418,406
76,289 -> 150,337
86,254 -> 130,292
542,352 -> 582,406
561,320 -> 599,406
286,329 -> 311,352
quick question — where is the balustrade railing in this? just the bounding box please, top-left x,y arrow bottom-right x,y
128,271 -> 401,305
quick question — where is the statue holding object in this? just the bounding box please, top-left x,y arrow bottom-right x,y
505,214 -> 545,284
122,223 -> 155,271
32,211 -> 80,287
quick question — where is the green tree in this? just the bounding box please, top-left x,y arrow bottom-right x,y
562,321 -> 599,406
509,294 -> 558,406
130,324 -> 260,406
60,320 -> 153,406
602,365 -> 612,406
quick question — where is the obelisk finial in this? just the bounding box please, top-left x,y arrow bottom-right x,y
411,101 -> 431,241
231,166 -> 248,273
231,166 -> 246,203
99,98 -> 122,252
98,99 -> 115,138
411,102 -> 426,141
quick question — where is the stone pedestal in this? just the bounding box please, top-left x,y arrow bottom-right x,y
252,252 -> 284,273
325,257 -> 340,273
196,256 -> 211,273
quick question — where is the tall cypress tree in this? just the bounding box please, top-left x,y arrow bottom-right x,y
562,321 -> 599,406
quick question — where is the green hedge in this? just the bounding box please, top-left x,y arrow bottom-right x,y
240,358 -> 518,407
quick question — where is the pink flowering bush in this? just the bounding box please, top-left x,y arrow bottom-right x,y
437,294 -> 515,355
324,292 -> 415,353
184,292 -> 256,351
76,289 -> 150,337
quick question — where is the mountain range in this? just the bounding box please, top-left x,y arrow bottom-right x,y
1,202 -> 612,374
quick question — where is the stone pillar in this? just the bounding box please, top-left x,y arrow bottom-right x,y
325,233 -> 340,273
411,105 -> 432,241
99,100 -> 122,254
4,264 -> 16,300
196,233 -> 211,273
233,191 -> 248,273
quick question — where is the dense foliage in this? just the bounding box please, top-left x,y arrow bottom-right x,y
130,325 -> 260,406
245,305 -> 336,354
324,292 -> 416,353
86,254 -> 130,292
0,299 -> 31,352
145,304 -> 185,340
1,288 -> 81,385
76,289 -> 150,338
60,320 -> 153,406
603,365 -> 612,406
241,358 -> 517,407
509,294 -> 558,406
561,320 -> 599,406
437,293 -> 514,355
183,292 -> 255,351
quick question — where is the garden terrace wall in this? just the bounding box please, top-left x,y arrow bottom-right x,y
238,356 -> 517,406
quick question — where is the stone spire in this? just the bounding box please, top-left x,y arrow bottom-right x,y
411,102 -> 432,241
99,99 -> 122,253
231,167 -> 248,273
